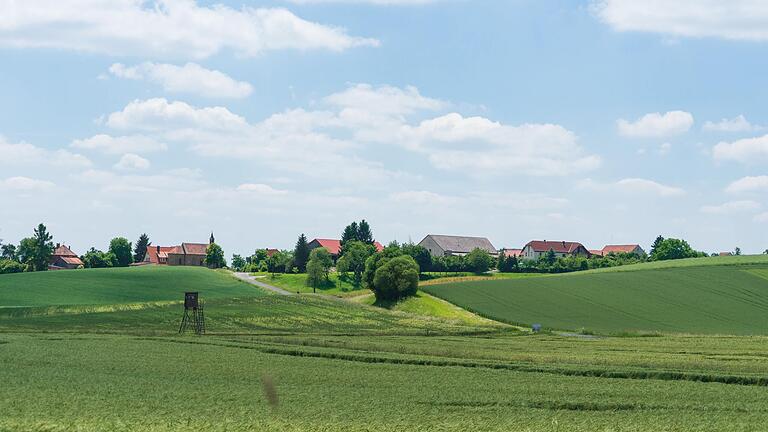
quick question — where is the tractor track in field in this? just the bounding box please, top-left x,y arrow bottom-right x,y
232,272 -> 293,296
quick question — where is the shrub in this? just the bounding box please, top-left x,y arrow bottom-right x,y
0,259 -> 25,274
465,248 -> 493,274
372,255 -> 419,301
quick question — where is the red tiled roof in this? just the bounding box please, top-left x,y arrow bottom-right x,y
589,249 -> 604,257
500,248 -> 522,257
310,239 -> 384,255
61,256 -> 84,266
145,246 -> 176,264
525,240 -> 586,254
266,248 -> 279,257
53,245 -> 78,257
182,243 -> 208,255
602,244 -> 642,254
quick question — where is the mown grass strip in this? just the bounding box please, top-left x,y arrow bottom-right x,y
148,337 -> 768,387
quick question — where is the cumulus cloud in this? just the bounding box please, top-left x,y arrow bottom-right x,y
580,178 -> 685,197
114,153 -> 151,171
86,84 -> 599,179
712,134 -> 768,163
617,111 -> 694,138
0,137 -> 91,168
71,134 -> 167,154
0,176 -> 55,191
726,176 -> 768,193
0,1 -> 377,59
703,115 -> 761,132
592,0 -> 768,41
109,63 -> 253,99
701,200 -> 760,214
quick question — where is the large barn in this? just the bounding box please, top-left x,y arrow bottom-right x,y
418,235 -> 497,257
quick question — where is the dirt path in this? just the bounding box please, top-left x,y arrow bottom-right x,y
232,272 -> 293,296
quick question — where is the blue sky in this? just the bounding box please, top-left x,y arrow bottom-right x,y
1,0 -> 768,256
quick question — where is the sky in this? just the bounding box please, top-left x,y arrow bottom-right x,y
1,0 -> 768,256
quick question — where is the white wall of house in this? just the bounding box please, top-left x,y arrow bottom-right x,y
418,236 -> 446,257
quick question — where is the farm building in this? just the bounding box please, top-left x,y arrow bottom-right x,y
418,235 -> 497,257
308,238 -> 384,259
601,244 -> 646,256
49,244 -> 84,270
521,240 -> 590,261
144,235 -> 213,267
499,248 -> 522,258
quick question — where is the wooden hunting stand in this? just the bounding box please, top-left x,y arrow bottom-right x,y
179,291 -> 205,335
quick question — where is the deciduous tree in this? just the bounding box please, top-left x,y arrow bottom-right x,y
205,243 -> 226,269
372,255 -> 419,301
465,248 -> 493,274
109,237 -> 133,267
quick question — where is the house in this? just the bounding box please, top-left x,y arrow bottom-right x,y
499,248 -> 523,258
718,252 -> 733,257
49,244 -> 84,270
588,249 -> 604,257
520,240 -> 590,261
601,244 -> 646,256
418,235 -> 497,257
144,234 -> 213,267
308,238 -> 384,259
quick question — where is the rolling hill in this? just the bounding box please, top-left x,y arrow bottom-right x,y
423,256 -> 768,335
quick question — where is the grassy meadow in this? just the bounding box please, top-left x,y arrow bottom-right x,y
4,262 -> 768,430
424,255 -> 768,334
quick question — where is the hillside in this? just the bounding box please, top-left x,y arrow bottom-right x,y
424,256 -> 768,335
0,266 -> 262,307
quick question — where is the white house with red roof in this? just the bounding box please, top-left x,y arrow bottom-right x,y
520,240 -> 590,261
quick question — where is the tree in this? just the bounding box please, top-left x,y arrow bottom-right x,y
231,254 -> 246,271
650,238 -> 698,261
81,248 -> 114,268
1,243 -> 17,261
498,252 -> 518,273
205,243 -> 226,269
339,241 -> 372,285
465,248 -> 493,273
266,250 -> 293,274
363,243 -> 404,289
357,220 -> 374,244
735,247 -> 742,256
133,233 -> 150,263
649,235 -> 665,259
109,237 -> 133,267
306,248 -> 333,292
371,255 -> 419,301
0,259 -> 25,274
22,224 -> 54,272
340,222 -> 359,248
293,234 -> 310,273
545,249 -> 557,266
401,243 -> 432,273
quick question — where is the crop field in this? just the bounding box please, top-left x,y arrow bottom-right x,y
4,263 -> 768,431
424,257 -> 768,335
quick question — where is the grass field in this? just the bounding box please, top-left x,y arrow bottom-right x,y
4,263 -> 768,430
424,256 -> 768,335
251,272 -> 366,297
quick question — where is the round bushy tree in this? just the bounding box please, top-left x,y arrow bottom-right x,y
372,255 -> 419,301
109,237 -> 133,267
465,247 -> 493,274
205,243 -> 226,269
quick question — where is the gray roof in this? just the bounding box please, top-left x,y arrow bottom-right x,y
421,235 -> 497,254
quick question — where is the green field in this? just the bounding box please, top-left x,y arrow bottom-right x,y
424,256 -> 768,335
251,272 -> 366,297
4,263 -> 768,430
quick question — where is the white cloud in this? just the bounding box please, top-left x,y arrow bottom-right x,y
593,0 -> 768,41
580,178 -> 685,197
109,63 -> 253,99
703,115 -> 761,132
90,85 -> 599,179
114,153 -> 151,171
0,137 -> 92,168
236,183 -> 288,195
712,134 -> 768,163
0,1 -> 378,59
701,200 -> 760,214
617,111 -> 694,138
71,134 -> 167,154
390,190 -> 457,205
726,176 -> 768,193
658,142 -> 672,156
0,176 -> 55,191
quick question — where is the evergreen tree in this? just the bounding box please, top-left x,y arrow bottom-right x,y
340,222 -> 359,247
293,234 -> 310,272
30,223 -> 54,271
357,219 -> 374,244
649,235 -> 665,259
133,233 -> 150,263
